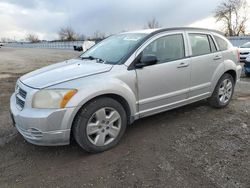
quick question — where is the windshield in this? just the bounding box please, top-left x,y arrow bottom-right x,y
241,42 -> 250,48
80,33 -> 147,64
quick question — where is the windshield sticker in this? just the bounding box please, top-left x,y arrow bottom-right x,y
123,36 -> 141,41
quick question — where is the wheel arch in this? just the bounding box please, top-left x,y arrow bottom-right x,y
211,58 -> 238,93
69,93 -> 136,143
87,93 -> 132,124
224,69 -> 236,83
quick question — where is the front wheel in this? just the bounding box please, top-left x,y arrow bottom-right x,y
208,73 -> 235,108
73,97 -> 127,153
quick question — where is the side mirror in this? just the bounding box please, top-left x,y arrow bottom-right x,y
135,54 -> 158,68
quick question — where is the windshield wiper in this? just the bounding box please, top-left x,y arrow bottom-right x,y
80,56 -> 105,63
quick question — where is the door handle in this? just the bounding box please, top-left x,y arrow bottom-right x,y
177,62 -> 189,68
213,55 -> 222,60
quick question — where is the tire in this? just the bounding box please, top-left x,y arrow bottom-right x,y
73,97 -> 127,153
208,73 -> 235,108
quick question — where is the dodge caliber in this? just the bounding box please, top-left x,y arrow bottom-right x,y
10,28 -> 242,153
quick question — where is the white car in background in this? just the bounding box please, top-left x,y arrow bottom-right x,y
239,42 -> 250,62
82,40 -> 95,52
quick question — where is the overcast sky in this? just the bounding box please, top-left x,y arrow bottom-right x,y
0,0 -> 249,41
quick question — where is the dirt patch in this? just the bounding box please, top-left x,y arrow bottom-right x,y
0,74 -> 12,79
0,74 -> 20,141
0,47 -> 80,74
237,94 -> 250,101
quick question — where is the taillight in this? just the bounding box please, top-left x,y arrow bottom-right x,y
237,49 -> 240,62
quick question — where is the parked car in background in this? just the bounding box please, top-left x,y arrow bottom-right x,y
82,40 -> 95,52
239,42 -> 250,62
74,40 -> 96,52
244,55 -> 250,76
10,27 -> 242,153
73,45 -> 83,51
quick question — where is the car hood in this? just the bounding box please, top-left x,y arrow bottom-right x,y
20,59 -> 113,89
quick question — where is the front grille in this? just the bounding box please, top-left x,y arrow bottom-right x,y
19,88 -> 27,99
16,85 -> 27,110
240,52 -> 249,55
17,126 -> 43,140
16,96 -> 25,109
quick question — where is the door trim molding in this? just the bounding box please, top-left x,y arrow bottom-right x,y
139,92 -> 211,117
139,88 -> 189,105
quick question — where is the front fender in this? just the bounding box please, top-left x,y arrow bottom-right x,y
56,76 -> 138,131
70,78 -> 137,116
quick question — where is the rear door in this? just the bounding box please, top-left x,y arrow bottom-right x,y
187,33 -> 223,98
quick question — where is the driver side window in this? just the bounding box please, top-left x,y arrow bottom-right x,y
142,34 -> 185,64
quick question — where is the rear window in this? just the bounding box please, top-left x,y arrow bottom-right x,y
214,36 -> 228,51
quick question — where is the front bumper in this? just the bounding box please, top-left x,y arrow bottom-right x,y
10,94 -> 76,146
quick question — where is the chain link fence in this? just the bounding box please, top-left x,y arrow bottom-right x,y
5,41 -> 85,50
228,36 -> 250,47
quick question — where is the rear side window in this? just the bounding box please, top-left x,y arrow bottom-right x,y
214,36 -> 228,51
189,34 -> 211,56
142,34 -> 185,63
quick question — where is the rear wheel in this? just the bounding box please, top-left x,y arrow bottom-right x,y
208,73 -> 235,108
73,97 -> 127,153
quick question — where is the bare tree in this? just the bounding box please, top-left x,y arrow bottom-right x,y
58,26 -> 77,41
93,31 -> 106,39
1,37 -> 17,43
147,18 -> 160,29
26,33 -> 40,43
1,38 -> 7,43
76,34 -> 86,41
215,0 -> 248,36
88,31 -> 106,40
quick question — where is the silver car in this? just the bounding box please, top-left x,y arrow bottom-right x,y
239,42 -> 250,62
10,27 -> 242,153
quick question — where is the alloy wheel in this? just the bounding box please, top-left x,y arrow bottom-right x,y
218,79 -> 233,104
86,107 -> 122,146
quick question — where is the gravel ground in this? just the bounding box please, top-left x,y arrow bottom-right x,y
0,48 -> 249,188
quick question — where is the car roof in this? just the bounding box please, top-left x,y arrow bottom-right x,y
123,27 -> 223,35
123,28 -> 161,34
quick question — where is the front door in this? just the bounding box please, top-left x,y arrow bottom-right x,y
135,33 -> 191,117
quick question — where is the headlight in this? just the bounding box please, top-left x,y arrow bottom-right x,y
32,89 -> 77,109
